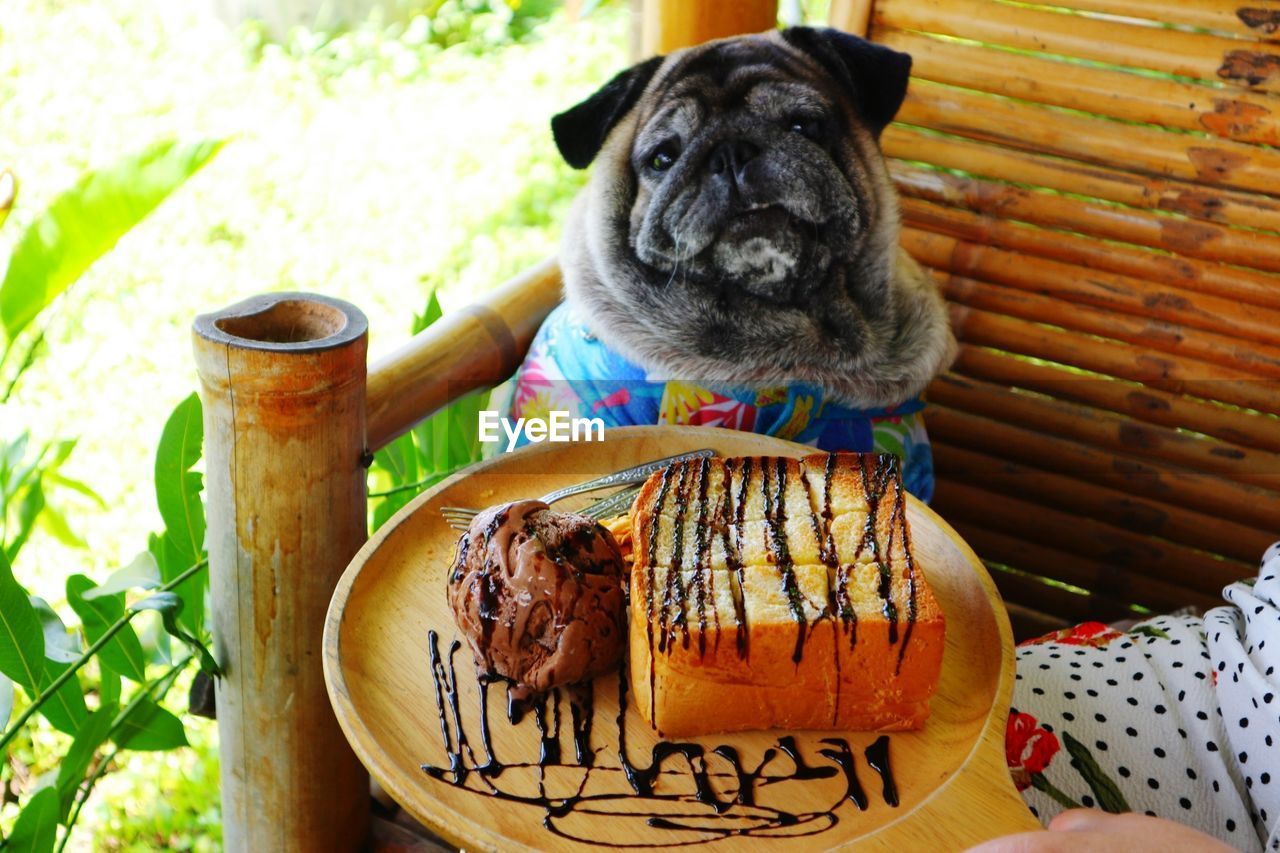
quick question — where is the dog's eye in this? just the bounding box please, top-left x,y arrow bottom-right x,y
649,148 -> 677,172
787,117 -> 824,141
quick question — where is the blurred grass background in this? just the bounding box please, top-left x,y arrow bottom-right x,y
1,0 -> 627,847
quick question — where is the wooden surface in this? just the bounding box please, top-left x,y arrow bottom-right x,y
193,293 -> 371,851
640,0 -> 779,55
324,427 -> 1037,851
365,257 -> 562,452
863,0 -> 1280,632
829,0 -> 874,34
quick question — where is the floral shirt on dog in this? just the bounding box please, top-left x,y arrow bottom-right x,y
504,304 -> 937,500
1008,541 -> 1280,851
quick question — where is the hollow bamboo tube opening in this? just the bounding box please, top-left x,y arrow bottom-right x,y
212,298 -> 349,344
193,292 -> 371,852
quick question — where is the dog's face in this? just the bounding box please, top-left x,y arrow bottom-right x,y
626,38 -> 869,304
552,28 -> 954,406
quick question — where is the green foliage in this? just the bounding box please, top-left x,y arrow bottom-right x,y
420,0 -> 561,49
111,699 -> 189,753
1,438 -> 92,565
0,140 -> 223,356
368,291 -> 488,531
54,707 -> 115,820
244,0 -> 569,75
7,787 -> 57,853
0,143 -> 220,850
151,394 -> 208,637
66,576 -> 149,684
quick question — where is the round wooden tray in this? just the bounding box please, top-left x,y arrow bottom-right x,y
324,426 -> 1038,850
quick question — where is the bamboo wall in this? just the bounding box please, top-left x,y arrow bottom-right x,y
833,0 -> 1280,637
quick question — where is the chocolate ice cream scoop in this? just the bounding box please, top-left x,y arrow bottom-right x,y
447,500 -> 626,697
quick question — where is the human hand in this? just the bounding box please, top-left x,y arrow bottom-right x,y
966,809 -> 1234,852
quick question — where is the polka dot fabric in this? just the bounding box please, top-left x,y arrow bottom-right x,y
1009,541 -> 1280,852
1206,541 -> 1280,851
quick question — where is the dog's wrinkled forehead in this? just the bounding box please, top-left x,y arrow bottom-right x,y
637,37 -> 842,134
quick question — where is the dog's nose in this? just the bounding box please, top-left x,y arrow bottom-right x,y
708,139 -> 760,181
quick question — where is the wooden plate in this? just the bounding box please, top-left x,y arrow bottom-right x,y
324,426 -> 1038,850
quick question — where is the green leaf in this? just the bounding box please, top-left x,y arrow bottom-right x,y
0,549 -> 44,690
411,289 -> 444,334
111,697 -> 188,751
372,489 -> 415,532
54,703 -> 116,820
0,139 -> 224,342
67,574 -> 147,682
154,392 -> 205,563
82,551 -> 160,600
131,592 -> 220,676
0,671 -> 12,729
1062,731 -> 1130,814
0,168 -> 15,229
34,657 -> 87,736
373,431 -> 418,489
99,668 -> 121,709
36,502 -> 88,550
5,477 -> 45,562
1128,625 -> 1171,640
43,470 -> 107,509
30,596 -> 80,664
153,393 -> 207,636
46,438 -> 76,468
1,432 -> 31,491
7,786 -> 59,853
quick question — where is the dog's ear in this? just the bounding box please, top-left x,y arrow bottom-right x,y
780,27 -> 911,137
552,56 -> 664,169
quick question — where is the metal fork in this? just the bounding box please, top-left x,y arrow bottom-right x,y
439,448 -> 715,530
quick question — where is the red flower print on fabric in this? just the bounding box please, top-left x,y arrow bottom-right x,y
1020,621 -> 1124,648
1007,711 -> 1061,791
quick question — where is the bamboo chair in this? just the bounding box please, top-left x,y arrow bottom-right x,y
192,0 -> 1280,847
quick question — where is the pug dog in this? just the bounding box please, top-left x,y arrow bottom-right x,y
504,27 -> 955,499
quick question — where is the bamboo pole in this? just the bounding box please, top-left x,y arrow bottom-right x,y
886,131 -> 1280,241
640,0 -> 778,56
875,28 -> 1280,146
924,404 -> 1280,531
1005,602 -> 1071,643
948,518 -> 1225,616
904,228 -> 1280,352
930,478 -> 1252,592
946,303 -> 1280,415
893,161 -> 1280,275
874,0 -> 1280,93
932,269 -> 1280,378
899,196 -> 1280,312
828,0 -> 874,35
950,344 -> 1280,454
896,80 -> 1280,198
932,441 -> 1277,563
365,257 -> 562,451
1017,0 -> 1280,42
983,564 -> 1134,626
928,372 -> 1280,485
972,563 -> 1126,625
193,294 -> 370,851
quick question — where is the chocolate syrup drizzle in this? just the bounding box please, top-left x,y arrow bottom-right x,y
762,457 -> 809,663
422,630 -> 901,846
